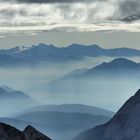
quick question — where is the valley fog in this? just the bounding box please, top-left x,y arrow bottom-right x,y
0,50 -> 139,140
0,56 -> 112,90
0,56 -> 139,112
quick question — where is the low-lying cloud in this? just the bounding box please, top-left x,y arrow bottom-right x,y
0,0 -> 139,32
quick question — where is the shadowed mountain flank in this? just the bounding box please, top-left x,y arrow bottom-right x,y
74,89 -> 140,140
0,123 -> 51,140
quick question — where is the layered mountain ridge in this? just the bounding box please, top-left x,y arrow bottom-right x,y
0,104 -> 113,140
33,58 -> 140,98
24,104 -> 114,117
61,58 -> 140,79
0,85 -> 38,116
1,44 -> 140,65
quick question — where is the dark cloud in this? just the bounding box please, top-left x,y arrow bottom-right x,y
119,0 -> 140,17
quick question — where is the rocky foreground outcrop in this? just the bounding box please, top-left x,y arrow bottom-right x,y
0,123 -> 51,140
74,89 -> 140,140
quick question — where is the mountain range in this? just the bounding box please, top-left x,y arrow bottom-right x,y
61,58 -> 140,79
23,104 -> 114,117
0,104 -> 113,140
82,58 -> 140,78
1,44 -> 140,66
74,89 -> 140,140
56,57 -> 140,80
34,58 -> 140,94
15,110 -> 110,140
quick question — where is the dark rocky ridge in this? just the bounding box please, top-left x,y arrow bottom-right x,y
0,123 -> 26,140
74,89 -> 140,140
23,125 -> 51,140
0,123 -> 51,140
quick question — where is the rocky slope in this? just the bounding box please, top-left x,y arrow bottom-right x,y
74,89 -> 140,140
0,122 -> 51,140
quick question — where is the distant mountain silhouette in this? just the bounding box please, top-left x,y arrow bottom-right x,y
0,86 -> 28,99
90,58 -> 140,70
84,58 -> 140,77
64,58 -> 140,78
0,46 -> 27,55
16,44 -> 140,59
1,44 -> 140,66
0,53 -> 34,67
0,85 -> 15,92
74,89 -> 140,140
62,68 -> 88,79
33,58 -> 140,95
24,104 -> 114,117
0,86 -> 38,116
0,122 -> 51,140
0,118 -> 30,130
16,110 -> 110,140
16,44 -> 81,63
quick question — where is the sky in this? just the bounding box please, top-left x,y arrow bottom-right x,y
0,0 -> 139,48
0,31 -> 140,49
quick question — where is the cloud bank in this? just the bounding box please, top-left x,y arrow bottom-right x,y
0,0 -> 139,32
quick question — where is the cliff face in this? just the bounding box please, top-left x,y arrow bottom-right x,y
0,123 -> 51,140
74,89 -> 140,140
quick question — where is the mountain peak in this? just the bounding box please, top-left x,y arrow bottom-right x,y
68,44 -> 101,49
0,123 -> 52,140
111,57 -> 135,63
134,89 -> 140,96
88,58 -> 139,74
24,125 -> 51,140
0,122 -> 26,140
37,43 -> 56,48
24,125 -> 35,131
